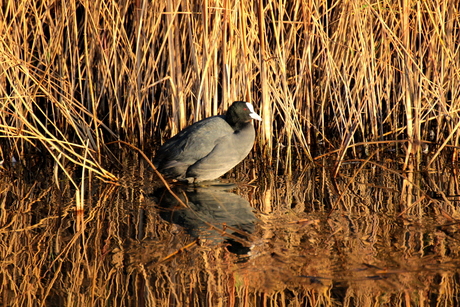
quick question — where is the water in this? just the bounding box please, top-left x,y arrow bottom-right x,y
1,154 -> 459,306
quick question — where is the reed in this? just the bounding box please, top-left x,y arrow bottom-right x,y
0,0 -> 459,184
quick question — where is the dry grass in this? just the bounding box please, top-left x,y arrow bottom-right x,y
1,0 -> 459,183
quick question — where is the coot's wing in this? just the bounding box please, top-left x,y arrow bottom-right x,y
186,124 -> 256,181
154,116 -> 233,178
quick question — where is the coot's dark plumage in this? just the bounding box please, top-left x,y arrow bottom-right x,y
154,101 -> 262,183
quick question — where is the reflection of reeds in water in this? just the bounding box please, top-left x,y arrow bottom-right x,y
1,163 -> 460,306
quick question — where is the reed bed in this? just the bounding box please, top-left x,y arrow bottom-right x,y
1,0 -> 459,181
1,1 -> 460,304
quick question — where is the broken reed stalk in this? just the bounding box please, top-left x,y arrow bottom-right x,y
0,0 -> 459,186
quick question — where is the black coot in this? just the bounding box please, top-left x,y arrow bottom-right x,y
154,101 -> 262,183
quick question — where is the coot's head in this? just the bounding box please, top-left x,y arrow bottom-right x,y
226,101 -> 262,129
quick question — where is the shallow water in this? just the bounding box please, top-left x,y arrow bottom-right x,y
1,153 -> 460,306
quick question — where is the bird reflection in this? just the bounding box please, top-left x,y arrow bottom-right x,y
153,183 -> 256,255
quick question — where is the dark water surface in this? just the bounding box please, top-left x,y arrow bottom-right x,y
1,154 -> 460,306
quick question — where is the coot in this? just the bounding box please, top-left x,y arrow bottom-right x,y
154,101 -> 262,183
